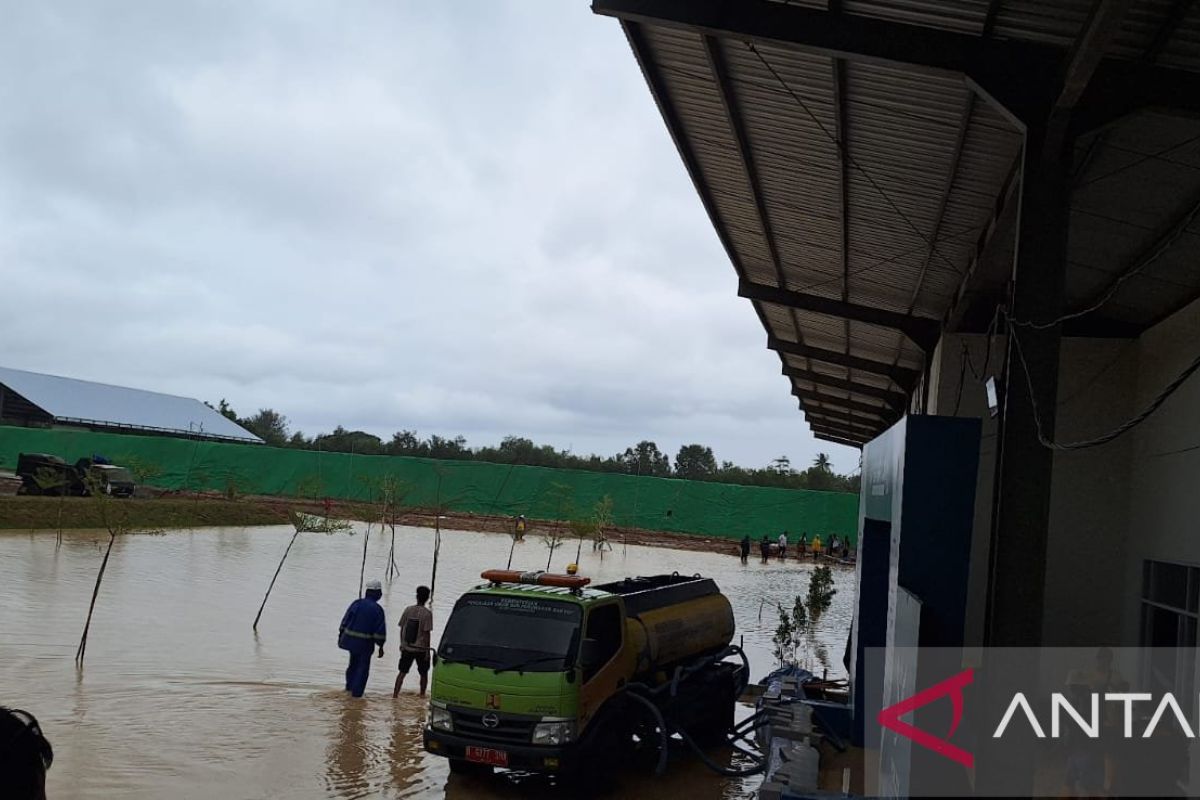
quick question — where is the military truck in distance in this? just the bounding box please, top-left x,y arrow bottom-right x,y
76,460 -> 136,497
15,453 -> 136,497
15,453 -> 74,495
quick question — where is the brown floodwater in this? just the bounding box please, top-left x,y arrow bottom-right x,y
0,523 -> 853,799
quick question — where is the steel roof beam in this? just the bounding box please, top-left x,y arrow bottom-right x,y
620,21 -> 751,283
1058,0 -> 1138,113
593,0 -> 1057,77
810,420 -> 868,439
808,414 -> 880,435
810,423 -> 870,444
769,336 -> 919,391
812,433 -> 868,449
800,398 -> 892,425
704,36 -> 786,290
805,405 -> 886,430
1143,0 -> 1192,62
1046,0 -> 1137,152
742,280 -> 941,353
814,432 -> 865,449
704,34 -> 812,362
832,55 -> 853,387
981,0 -> 1004,37
784,367 -> 910,411
792,388 -> 897,420
593,0 -> 1061,123
1071,60 -> 1200,136
944,158 -> 1020,334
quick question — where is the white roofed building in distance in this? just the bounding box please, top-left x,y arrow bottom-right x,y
0,365 -> 262,443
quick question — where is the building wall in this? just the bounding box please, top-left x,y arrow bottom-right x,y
1042,338 -> 1137,645
927,332 -> 1138,646
1119,296 -> 1200,644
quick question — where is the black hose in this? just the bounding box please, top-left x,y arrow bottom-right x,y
624,644 -> 767,780
678,728 -> 767,778
732,708 -> 767,734
625,690 -> 670,777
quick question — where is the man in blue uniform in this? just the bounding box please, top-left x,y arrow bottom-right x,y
338,579 -> 387,697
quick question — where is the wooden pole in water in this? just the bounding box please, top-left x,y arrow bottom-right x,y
429,472 -> 443,602
75,530 -> 116,665
386,504 -> 399,580
253,530 -> 300,630
358,521 -> 370,597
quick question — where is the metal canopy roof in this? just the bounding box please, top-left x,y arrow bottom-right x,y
0,366 -> 263,443
594,0 -> 1200,447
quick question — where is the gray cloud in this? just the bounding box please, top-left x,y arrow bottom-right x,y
0,1 -> 859,474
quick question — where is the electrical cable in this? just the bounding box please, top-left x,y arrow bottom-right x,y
950,342 -> 970,417
1008,319 -> 1200,450
952,307 -> 1001,416
1010,196 -> 1200,330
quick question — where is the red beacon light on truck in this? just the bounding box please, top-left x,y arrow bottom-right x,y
480,569 -> 591,589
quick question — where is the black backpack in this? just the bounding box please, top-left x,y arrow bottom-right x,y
403,615 -> 420,646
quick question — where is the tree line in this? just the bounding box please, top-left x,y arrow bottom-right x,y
212,400 -> 861,493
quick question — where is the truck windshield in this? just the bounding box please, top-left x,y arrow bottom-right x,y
102,468 -> 133,482
439,594 -> 581,672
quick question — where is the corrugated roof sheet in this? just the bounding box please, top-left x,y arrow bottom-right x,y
602,0 -> 1200,444
0,366 -> 263,443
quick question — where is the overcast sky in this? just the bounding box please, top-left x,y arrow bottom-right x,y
0,1 -> 858,474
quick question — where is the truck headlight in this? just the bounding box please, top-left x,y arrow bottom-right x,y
429,704 -> 453,732
531,720 -> 575,746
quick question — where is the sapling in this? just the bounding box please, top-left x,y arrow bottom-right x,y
252,510 -> 351,630
571,518 -> 590,565
772,604 -> 795,668
591,496 -> 613,558
429,469 -> 446,602
806,566 -> 836,621
374,475 -> 407,581
358,519 -> 371,597
770,568 -> 838,670
542,483 -> 574,571
75,475 -> 161,666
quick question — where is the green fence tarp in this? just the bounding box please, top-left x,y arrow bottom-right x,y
0,426 -> 858,543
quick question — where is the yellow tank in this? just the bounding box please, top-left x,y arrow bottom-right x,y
608,578 -> 735,677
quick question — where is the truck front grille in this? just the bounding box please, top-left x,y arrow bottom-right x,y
450,708 -> 536,745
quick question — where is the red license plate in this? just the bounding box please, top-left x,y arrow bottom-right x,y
465,746 -> 508,767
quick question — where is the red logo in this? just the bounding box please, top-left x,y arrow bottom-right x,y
877,668 -> 974,767
485,693 -> 501,709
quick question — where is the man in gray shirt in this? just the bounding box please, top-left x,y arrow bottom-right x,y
394,585 -> 434,697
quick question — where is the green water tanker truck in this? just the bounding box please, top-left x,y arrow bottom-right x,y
423,568 -> 745,780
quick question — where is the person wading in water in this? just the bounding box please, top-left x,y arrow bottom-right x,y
394,585 -> 434,697
338,579 -> 387,698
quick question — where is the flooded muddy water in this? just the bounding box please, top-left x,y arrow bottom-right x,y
0,524 -> 853,799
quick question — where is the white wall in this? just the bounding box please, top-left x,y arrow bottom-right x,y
903,297 -> 1200,647
1119,296 -> 1200,643
1042,338 -> 1137,645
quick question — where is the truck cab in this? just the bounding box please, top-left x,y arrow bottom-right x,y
79,463 -> 136,497
423,571 -> 739,780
